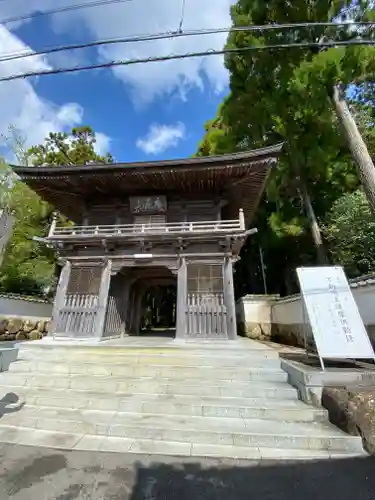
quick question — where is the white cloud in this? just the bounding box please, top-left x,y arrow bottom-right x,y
80,0 -> 233,104
0,24 -> 110,162
95,131 -> 111,156
55,103 -> 83,126
136,122 -> 186,155
0,0 -> 233,105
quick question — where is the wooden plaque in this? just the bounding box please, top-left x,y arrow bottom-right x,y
130,195 -> 167,214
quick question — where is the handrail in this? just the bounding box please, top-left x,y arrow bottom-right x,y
50,218 -> 244,238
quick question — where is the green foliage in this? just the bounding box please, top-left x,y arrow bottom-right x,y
197,0 -> 375,294
0,180 -> 54,295
0,160 -> 13,210
324,189 -> 375,276
29,126 -> 113,166
0,126 -> 112,295
196,102 -> 236,156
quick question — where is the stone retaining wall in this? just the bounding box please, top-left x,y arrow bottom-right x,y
0,317 -> 50,342
236,276 -> 375,348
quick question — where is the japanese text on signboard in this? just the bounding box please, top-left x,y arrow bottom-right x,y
326,276 -> 354,344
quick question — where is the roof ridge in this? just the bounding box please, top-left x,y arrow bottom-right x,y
10,143 -> 283,175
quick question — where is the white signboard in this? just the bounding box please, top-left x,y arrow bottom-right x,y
297,266 -> 375,361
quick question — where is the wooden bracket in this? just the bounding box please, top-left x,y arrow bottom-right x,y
176,237 -> 188,252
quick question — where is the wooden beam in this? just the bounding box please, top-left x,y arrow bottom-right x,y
66,252 -> 232,261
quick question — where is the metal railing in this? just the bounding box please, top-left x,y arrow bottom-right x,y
49,212 -> 246,238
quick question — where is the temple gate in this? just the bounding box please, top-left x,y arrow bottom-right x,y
12,145 -> 282,340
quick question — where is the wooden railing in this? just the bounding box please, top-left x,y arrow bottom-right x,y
49,213 -> 246,238
185,293 -> 227,338
55,294 -> 99,337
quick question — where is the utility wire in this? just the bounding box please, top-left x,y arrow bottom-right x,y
0,21 -> 373,64
0,39 -> 374,83
0,0 -> 133,26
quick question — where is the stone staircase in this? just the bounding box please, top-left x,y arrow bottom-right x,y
0,339 -> 365,460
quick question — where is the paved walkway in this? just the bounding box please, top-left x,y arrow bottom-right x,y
0,444 -> 374,500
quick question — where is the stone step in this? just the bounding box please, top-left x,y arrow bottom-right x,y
0,386 -> 326,421
0,372 -> 295,399
9,360 -> 288,382
17,342 -> 279,357
0,425 -> 363,460
0,409 -> 363,453
16,352 -> 281,368
1,341 -> 364,461
19,341 -> 274,357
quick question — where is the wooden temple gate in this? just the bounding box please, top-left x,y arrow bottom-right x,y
52,258 -> 235,340
12,144 -> 283,341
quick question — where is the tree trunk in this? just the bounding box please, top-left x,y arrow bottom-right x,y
332,84 -> 375,218
297,178 -> 329,266
291,156 -> 329,266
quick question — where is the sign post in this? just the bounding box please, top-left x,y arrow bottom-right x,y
297,266 -> 375,370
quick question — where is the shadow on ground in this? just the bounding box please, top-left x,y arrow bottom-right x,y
0,393 -> 25,419
0,444 -> 374,499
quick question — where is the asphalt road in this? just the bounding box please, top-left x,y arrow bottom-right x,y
0,444 -> 375,500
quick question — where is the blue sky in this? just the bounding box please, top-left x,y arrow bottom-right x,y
0,0 -> 233,163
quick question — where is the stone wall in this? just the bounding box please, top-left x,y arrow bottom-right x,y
236,294 -> 280,341
271,295 -> 307,347
236,276 -> 375,348
0,294 -> 52,318
0,317 -> 50,342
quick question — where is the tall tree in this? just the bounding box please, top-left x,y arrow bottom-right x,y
324,189 -> 375,276
227,3 -> 373,254
0,126 -> 112,295
196,0 -> 375,293
29,126 -> 113,166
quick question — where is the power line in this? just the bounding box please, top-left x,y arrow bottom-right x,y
0,39 -> 374,83
0,0 -> 134,26
0,21 -> 373,64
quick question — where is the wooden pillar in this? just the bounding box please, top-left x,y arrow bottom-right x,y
176,257 -> 187,339
50,260 -> 71,337
121,279 -> 131,337
95,259 -> 112,339
223,258 -> 237,340
239,208 -> 245,230
131,289 -> 144,335
127,286 -> 136,333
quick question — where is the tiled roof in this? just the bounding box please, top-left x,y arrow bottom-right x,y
350,274 -> 375,288
0,293 -> 50,303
